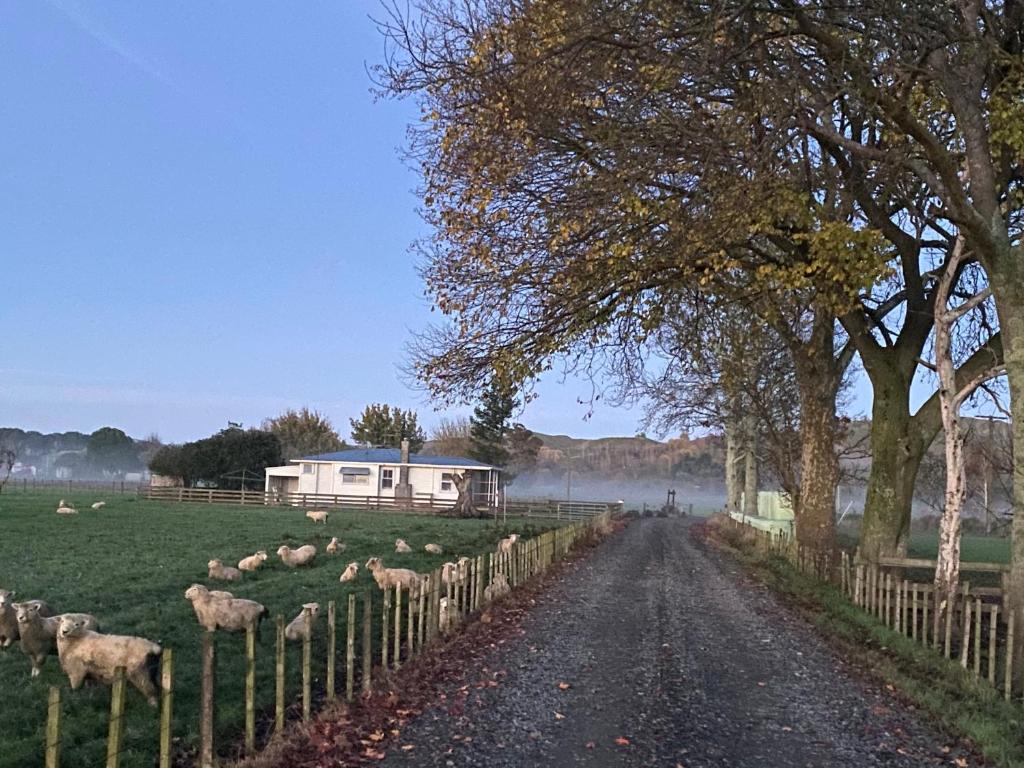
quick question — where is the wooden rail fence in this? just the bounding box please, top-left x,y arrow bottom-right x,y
40,513 -> 612,767
723,516 -> 1021,699
139,484 -> 622,520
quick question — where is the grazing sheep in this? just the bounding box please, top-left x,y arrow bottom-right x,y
326,537 -> 345,555
395,539 -> 412,554
238,551 -> 268,572
56,501 -> 78,516
483,573 -> 511,602
339,562 -> 359,582
0,589 -> 22,648
184,584 -> 267,633
284,603 -> 320,642
440,562 -> 458,586
277,544 -> 317,567
497,534 -> 519,554
438,597 -> 452,634
209,590 -> 235,600
425,543 -> 443,555
56,615 -> 161,706
16,603 -> 98,677
365,557 -> 422,592
305,510 -> 328,524
208,559 -> 243,582
90,501 -> 106,510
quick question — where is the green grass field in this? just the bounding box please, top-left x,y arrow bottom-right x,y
0,491 -> 555,768
906,531 -> 1011,564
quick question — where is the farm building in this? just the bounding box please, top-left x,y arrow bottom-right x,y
263,440 -> 501,506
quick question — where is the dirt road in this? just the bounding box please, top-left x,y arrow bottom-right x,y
380,518 -> 972,767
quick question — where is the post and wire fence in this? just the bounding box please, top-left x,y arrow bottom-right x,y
40,513 -> 613,767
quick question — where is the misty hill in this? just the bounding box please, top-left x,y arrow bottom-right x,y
531,431 -> 724,480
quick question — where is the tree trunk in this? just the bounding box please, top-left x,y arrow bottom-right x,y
724,415 -> 742,512
859,368 -> 928,561
743,415 -> 759,516
795,379 -> 839,554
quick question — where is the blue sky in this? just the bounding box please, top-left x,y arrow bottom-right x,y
0,1 -> 673,442
0,2 -> 891,445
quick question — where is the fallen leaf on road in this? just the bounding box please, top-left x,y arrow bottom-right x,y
585,741 -> 595,749
614,737 -> 631,746
558,682 -> 571,690
554,712 -> 565,720
756,681 -> 766,687
401,745 -> 415,751
954,759 -> 968,768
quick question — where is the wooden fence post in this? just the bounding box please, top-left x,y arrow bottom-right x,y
407,585 -> 415,658
393,587 -> 403,670
275,616 -> 286,733
417,577 -> 427,648
327,600 -> 337,702
106,666 -> 127,768
200,633 -> 216,768
989,605 -> 999,685
346,594 -> 356,703
302,607 -> 312,722
381,588 -> 391,669
159,649 -> 173,768
362,595 -> 373,695
961,599 -> 972,668
245,625 -> 256,753
974,598 -> 983,677
1006,610 -> 1016,700
45,686 -> 61,768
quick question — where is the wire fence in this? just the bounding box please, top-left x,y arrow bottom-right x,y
724,515 -> 1020,699
3,478 -> 143,494
41,513 -> 612,767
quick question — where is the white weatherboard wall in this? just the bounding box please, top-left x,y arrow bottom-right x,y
288,462 -> 462,500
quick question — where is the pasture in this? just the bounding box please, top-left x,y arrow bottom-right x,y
0,491 -> 555,768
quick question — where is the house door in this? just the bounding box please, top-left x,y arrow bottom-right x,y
316,465 -> 334,495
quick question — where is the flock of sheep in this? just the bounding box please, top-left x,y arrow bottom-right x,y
0,502 -> 522,707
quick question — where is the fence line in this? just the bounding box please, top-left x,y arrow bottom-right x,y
137,484 -> 622,520
6,478 -> 142,494
723,515 -> 1020,700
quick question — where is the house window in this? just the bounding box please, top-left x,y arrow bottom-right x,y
381,468 -> 394,490
342,472 -> 368,485
302,463 -> 315,475
441,473 -> 454,492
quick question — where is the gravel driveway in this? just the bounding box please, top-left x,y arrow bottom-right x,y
380,517 -> 974,768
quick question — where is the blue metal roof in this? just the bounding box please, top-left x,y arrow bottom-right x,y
300,448 -> 495,468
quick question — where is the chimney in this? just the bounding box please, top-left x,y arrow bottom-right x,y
400,439 -> 410,465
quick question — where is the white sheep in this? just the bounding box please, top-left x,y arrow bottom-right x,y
208,558 -> 243,581
56,501 -> 78,516
277,544 -> 317,567
497,534 -> 519,554
284,603 -> 320,642
15,603 -> 98,677
438,597 -> 452,634
440,562 -> 458,586
484,573 -> 511,602
326,537 -> 345,555
209,590 -> 235,600
91,501 -> 106,510
184,584 -> 268,633
395,538 -> 412,554
456,556 -> 471,582
238,551 -> 268,572
56,615 -> 161,706
425,543 -> 443,555
365,557 -> 422,592
339,562 -> 359,583
305,509 -> 328,524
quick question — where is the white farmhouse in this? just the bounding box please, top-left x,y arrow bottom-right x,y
264,440 -> 500,507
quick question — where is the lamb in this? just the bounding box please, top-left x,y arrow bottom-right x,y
208,559 -> 243,582
16,603 -> 98,677
277,544 -> 317,567
305,509 -> 328,524
497,534 -> 519,554
238,551 -> 268,572
184,584 -> 268,633
339,562 -> 359,583
425,543 -> 443,555
284,603 -> 320,642
326,537 -> 345,555
56,615 -> 161,706
395,539 -> 412,554
91,501 -> 106,510
483,573 -> 511,602
438,597 -> 452,634
365,557 -> 422,592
